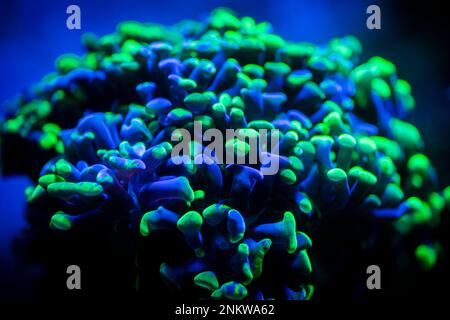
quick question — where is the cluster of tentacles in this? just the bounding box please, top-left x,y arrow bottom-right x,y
1,8 -> 448,300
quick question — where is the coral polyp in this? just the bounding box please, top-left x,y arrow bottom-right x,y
2,8 -> 448,300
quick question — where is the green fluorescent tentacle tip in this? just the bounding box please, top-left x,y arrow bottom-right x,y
194,271 -> 219,291
50,212 -> 72,231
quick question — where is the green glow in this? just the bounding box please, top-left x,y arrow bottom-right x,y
327,168 -> 347,182
55,54 -> 81,74
415,244 -> 437,270
358,137 -> 377,154
283,211 -> 297,254
177,211 -> 203,231
50,212 -> 72,231
299,198 -> 313,214
390,118 -> 423,150
280,169 -> 297,185
371,78 -> 391,98
38,174 -> 65,188
194,271 -> 219,291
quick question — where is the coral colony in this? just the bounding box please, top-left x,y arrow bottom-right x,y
1,8 -> 448,300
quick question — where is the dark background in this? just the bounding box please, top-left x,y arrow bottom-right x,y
0,0 -> 449,300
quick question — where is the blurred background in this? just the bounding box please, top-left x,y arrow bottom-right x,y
0,0 -> 449,299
